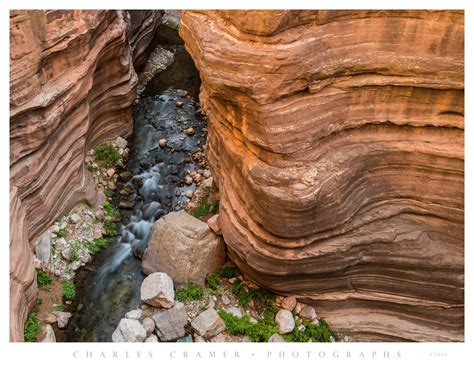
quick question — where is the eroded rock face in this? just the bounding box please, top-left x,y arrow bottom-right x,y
10,10 -> 162,341
180,10 -> 464,341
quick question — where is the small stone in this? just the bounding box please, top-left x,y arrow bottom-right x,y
55,311 -> 72,329
178,90 -> 188,97
184,175 -> 193,185
112,318 -> 147,342
142,317 -> 155,336
221,294 -> 230,305
207,298 -> 216,309
275,309 -> 295,334
140,272 -> 175,308
159,139 -> 167,148
194,335 -> 206,343
191,308 -> 225,339
175,101 -> 184,107
268,333 -> 286,342
226,307 -> 242,318
107,182 -> 117,190
77,303 -> 83,311
175,190 -> 181,197
281,296 -> 297,311
95,209 -> 105,222
125,309 -> 143,320
118,201 -> 134,209
120,171 -> 133,181
132,178 -> 143,187
144,334 -> 159,342
44,314 -> 57,324
153,307 -> 188,341
184,127 -> 195,136
203,170 -> 211,179
294,302 -> 304,314
228,277 -> 237,284
92,228 -> 103,239
41,324 -> 56,342
298,305 -> 317,321
185,190 -> 193,199
70,214 -> 81,224
70,260 -> 81,271
116,136 -> 128,150
297,324 -> 306,332
106,168 -> 115,178
193,173 -> 202,183
207,215 -> 222,235
119,188 -> 132,196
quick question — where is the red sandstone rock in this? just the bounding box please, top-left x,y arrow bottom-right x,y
9,10 -> 161,342
180,10 -> 464,341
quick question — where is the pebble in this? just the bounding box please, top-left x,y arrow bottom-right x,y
221,294 -> 230,305
159,139 -> 167,148
275,309 -> 295,334
116,136 -> 128,150
184,127 -> 195,136
226,307 -> 242,318
107,182 -> 117,190
70,214 -> 81,224
176,101 -> 184,107
142,318 -> 155,336
185,190 -> 193,199
106,168 -> 115,178
44,314 -> 57,324
281,296 -> 297,311
120,171 -> 133,181
184,175 -> 193,185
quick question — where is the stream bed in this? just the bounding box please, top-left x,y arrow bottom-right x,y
61,30 -> 204,341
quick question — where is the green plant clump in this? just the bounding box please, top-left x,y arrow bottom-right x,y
94,143 -> 120,167
104,188 -> 116,198
175,284 -> 203,303
62,280 -> 76,300
54,305 -> 65,312
192,199 -> 219,218
36,268 -> 52,290
218,265 -> 241,279
205,274 -> 221,292
69,241 -> 81,262
24,312 -> 41,342
283,319 -> 335,343
55,228 -> 67,238
87,238 -> 112,254
231,279 -> 275,310
218,310 -> 278,342
103,200 -> 120,218
103,220 -> 117,237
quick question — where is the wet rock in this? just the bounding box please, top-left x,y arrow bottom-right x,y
185,190 -> 193,199
140,272 -> 175,308
41,324 -> 56,342
116,136 -> 128,150
118,201 -> 134,209
35,232 -> 52,265
70,213 -> 81,224
132,178 -> 143,188
142,317 -> 155,336
184,127 -> 195,136
184,175 -> 193,185
125,309 -> 143,320
226,306 -> 242,318
55,311 -> 72,329
178,90 -> 187,97
176,101 -> 184,107
221,294 -> 230,305
177,335 -> 193,342
142,211 -> 225,285
268,333 -> 286,342
119,188 -> 132,196
152,307 -> 188,342
120,171 -> 133,181
106,168 -> 115,178
159,139 -> 168,148
191,308 -> 225,339
144,334 -> 159,342
298,305 -> 317,321
207,215 -> 222,236
275,310 -> 295,334
203,170 -> 211,179
70,260 -> 82,271
294,302 -> 303,314
111,318 -> 147,342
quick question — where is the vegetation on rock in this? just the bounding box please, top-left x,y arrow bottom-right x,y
36,268 -> 52,290
175,284 -> 203,303
87,238 -> 112,255
93,143 -> 120,167
218,264 -> 240,279
54,228 -> 67,238
205,274 -> 221,292
24,312 -> 41,342
62,280 -> 76,300
192,198 -> 219,218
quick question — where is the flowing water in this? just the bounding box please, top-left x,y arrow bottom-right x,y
61,31 -> 204,341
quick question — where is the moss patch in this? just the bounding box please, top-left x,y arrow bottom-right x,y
62,280 -> 76,300
94,143 -> 120,167
175,284 -> 203,303
36,269 -> 52,290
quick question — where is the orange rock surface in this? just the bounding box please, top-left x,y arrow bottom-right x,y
180,10 -> 464,341
9,10 -> 161,341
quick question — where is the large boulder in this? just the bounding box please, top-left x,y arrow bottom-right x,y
35,232 -> 52,265
111,318 -> 147,342
152,307 -> 188,341
191,308 -> 226,339
41,324 -> 56,342
142,211 -> 225,286
275,310 -> 295,334
140,272 -> 174,308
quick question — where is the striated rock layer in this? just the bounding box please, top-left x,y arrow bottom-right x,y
10,9 -> 162,341
180,10 -> 464,341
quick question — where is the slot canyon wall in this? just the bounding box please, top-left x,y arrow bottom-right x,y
180,10 -> 464,341
9,9 -> 162,341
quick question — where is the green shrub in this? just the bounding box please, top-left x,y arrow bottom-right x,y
94,143 -> 120,167
175,284 -> 203,303
87,238 -> 112,255
103,200 -> 120,218
36,269 -> 52,290
218,265 -> 241,279
283,319 -> 335,343
192,199 -> 219,218
55,228 -> 67,238
69,241 -> 81,262
24,312 -> 41,342
62,280 -> 76,300
54,305 -> 64,312
218,310 -> 278,342
231,279 -> 275,311
103,220 -> 117,237
104,188 -> 116,198
205,274 -> 221,292
86,164 -> 97,172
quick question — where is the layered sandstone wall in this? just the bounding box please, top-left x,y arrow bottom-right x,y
9,9 -> 162,341
180,10 -> 464,341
